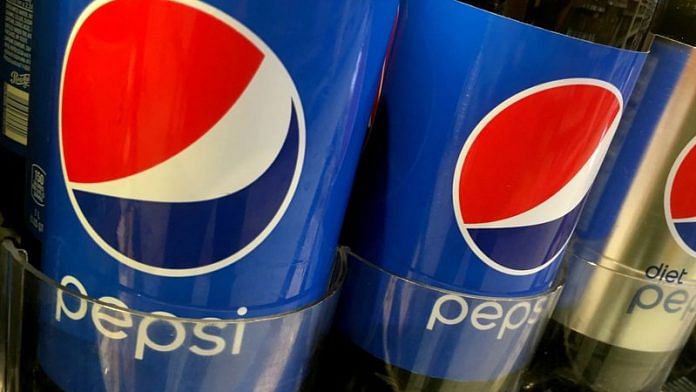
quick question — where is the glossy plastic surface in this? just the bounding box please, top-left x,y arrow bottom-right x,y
27,0 -> 398,317
344,0 -> 648,297
0,240 -> 345,392
322,251 -> 562,391
525,252 -> 696,392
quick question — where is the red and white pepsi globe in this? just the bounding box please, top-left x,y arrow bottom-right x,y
59,0 -> 305,277
453,79 -> 623,275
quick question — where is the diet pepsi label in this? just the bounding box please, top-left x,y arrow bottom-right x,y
555,253 -> 696,353
28,0 -> 397,390
344,0 -> 647,296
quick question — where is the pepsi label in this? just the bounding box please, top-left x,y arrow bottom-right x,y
28,0 -> 397,390
556,253 -> 696,353
344,0 -> 648,297
37,270 -> 340,392
59,0 -> 305,277
333,1 -> 649,385
0,239 -> 342,392
335,254 -> 561,382
32,0 -> 396,316
452,78 -> 622,276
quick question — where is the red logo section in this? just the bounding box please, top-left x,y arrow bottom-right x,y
670,143 -> 696,220
458,83 -> 621,224
62,0 -> 264,183
454,80 -> 622,275
666,138 -> 696,256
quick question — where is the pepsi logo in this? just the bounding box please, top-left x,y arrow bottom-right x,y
453,79 -> 623,276
666,137 -> 696,257
59,0 -> 305,277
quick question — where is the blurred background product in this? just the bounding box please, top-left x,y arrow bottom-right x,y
0,0 -> 32,236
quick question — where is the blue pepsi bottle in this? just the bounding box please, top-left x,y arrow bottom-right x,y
23,0 -> 398,391
320,0 -> 658,390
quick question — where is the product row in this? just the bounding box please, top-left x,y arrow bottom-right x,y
0,0 -> 695,391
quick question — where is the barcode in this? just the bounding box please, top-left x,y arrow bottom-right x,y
4,83 -> 29,145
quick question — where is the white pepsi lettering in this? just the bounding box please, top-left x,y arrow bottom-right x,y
427,295 -> 469,330
498,302 -> 531,340
56,275 -> 88,321
231,306 -> 248,355
53,275 -> 247,359
190,318 -> 226,357
527,297 -> 548,325
645,264 -> 688,284
91,296 -> 133,340
427,294 -> 546,340
135,311 -> 186,360
471,302 -> 503,331
232,323 -> 245,355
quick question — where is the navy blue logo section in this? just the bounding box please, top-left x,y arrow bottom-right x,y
465,205 -> 583,272
73,108 -> 300,271
60,0 -> 305,276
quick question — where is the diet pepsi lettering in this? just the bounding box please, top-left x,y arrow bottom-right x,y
26,0 -> 397,390
525,5 -> 696,392
321,0 -> 658,390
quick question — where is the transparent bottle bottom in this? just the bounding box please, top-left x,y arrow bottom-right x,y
315,330 -> 523,392
523,319 -> 681,392
523,250 -> 696,392
0,240 -> 346,392
317,249 -> 563,392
